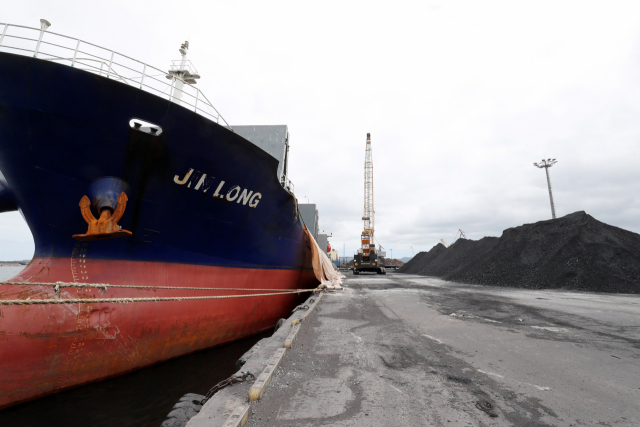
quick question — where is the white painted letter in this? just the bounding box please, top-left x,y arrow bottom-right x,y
248,193 -> 262,208
226,186 -> 241,202
174,168 -> 193,185
187,170 -> 202,188
195,174 -> 215,192
237,189 -> 254,205
213,181 -> 225,198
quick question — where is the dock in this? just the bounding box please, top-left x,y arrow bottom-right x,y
181,272 -> 640,427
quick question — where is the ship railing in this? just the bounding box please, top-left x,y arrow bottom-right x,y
0,22 -> 231,130
277,167 -> 294,193
169,59 -> 198,75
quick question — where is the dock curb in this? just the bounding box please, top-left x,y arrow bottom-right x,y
284,323 -> 301,348
290,293 -> 323,325
248,347 -> 286,401
184,291 -> 324,427
221,403 -> 250,427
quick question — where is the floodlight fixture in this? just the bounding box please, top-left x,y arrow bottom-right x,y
34,19 -> 51,58
179,41 -> 189,55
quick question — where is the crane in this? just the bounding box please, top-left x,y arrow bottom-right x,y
455,229 -> 466,241
353,133 -> 385,275
362,132 -> 374,256
442,229 -> 467,249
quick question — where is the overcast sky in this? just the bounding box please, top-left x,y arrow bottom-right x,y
2,1 -> 640,260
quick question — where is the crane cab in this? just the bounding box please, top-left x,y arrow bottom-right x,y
353,233 -> 386,275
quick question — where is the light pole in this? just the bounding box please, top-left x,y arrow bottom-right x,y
533,158 -> 558,219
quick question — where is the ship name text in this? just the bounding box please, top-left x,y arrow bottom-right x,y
174,168 -> 262,208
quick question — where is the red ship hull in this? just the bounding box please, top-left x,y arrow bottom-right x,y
0,257 -> 317,409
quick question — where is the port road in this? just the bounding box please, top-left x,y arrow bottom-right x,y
246,273 -> 640,426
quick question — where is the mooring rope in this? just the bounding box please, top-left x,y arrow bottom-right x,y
0,281 -> 314,292
200,371 -> 256,405
0,289 -> 321,306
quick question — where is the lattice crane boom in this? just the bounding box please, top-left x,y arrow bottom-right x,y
361,133 -> 374,258
352,133 -> 385,274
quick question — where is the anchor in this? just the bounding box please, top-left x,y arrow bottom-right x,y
73,177 -> 133,241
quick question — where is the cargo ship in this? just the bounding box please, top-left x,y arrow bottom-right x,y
0,21 -> 324,409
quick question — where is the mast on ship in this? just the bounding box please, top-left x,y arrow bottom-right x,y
167,41 -> 200,105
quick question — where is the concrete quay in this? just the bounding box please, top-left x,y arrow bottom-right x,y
191,273 -> 640,426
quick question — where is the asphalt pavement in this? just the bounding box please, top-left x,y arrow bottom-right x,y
245,272 -> 640,427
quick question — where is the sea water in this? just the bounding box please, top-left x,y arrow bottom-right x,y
0,265 -> 24,281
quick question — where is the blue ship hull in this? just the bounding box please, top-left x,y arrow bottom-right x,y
0,51 -> 309,269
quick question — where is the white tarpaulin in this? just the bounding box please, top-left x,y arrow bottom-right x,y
304,226 -> 344,290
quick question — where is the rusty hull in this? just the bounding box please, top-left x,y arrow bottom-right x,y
0,257 -> 317,409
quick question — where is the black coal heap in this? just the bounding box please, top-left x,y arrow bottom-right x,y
400,211 -> 640,293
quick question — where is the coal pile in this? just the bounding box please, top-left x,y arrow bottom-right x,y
400,211 -> 640,293
399,245 -> 447,274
